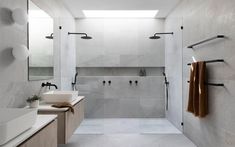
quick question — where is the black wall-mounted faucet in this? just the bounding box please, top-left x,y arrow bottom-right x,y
135,80 -> 138,85
41,82 -> 58,90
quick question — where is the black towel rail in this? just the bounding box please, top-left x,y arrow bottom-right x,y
187,59 -> 224,66
187,81 -> 224,87
187,35 -> 225,48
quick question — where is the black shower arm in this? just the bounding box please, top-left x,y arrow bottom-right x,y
154,32 -> 174,36
68,32 -> 88,36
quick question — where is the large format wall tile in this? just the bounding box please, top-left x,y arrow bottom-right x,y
166,0 -> 235,146
76,19 -> 165,67
140,98 -> 165,118
77,76 -> 165,118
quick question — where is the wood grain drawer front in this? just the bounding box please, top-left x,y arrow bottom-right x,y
38,99 -> 85,144
38,112 -> 65,144
65,99 -> 84,142
18,119 -> 57,147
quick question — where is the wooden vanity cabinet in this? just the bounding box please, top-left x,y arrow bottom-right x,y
18,119 -> 57,147
38,98 -> 84,144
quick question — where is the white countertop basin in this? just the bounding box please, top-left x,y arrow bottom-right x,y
0,108 -> 37,145
42,91 -> 78,104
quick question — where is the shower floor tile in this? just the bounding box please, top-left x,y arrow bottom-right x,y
74,118 -> 181,135
59,134 -> 196,147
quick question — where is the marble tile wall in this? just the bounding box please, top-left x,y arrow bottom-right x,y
77,67 -> 165,76
75,19 -> 165,67
0,0 -> 76,107
75,18 -> 166,118
77,76 -> 165,118
166,0 -> 235,146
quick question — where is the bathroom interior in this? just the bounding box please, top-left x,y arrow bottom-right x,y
0,0 -> 235,147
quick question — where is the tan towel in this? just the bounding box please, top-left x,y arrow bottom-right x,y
187,61 -> 208,117
198,61 -> 208,117
187,62 -> 198,115
52,102 -> 74,114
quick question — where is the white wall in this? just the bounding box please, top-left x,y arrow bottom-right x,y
0,0 -> 76,107
76,19 -> 165,67
166,0 -> 235,146
59,17 -> 76,90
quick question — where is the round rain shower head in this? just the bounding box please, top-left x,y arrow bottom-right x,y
45,33 -> 54,39
68,32 -> 92,39
149,35 -> 161,39
81,36 -> 92,39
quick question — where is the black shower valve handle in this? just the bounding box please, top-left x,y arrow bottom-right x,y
129,80 -> 132,85
108,80 -> 111,85
135,80 -> 138,85
103,81 -> 106,85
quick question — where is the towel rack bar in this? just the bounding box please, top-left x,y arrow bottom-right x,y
187,81 -> 224,86
187,35 -> 225,48
205,83 -> 224,86
187,59 -> 224,65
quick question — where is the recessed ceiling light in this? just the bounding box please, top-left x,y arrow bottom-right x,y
82,10 -> 159,18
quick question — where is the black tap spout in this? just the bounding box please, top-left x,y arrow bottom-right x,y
41,82 -> 58,89
50,83 -> 58,89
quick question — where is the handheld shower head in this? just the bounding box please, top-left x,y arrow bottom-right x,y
162,72 -> 166,76
45,33 -> 54,39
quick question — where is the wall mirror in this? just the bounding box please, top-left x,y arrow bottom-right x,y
28,0 -> 54,81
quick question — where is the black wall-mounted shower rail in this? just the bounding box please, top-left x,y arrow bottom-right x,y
187,35 -> 225,48
68,32 -> 92,39
187,59 -> 224,65
187,81 -> 224,87
68,32 -> 87,35
153,32 -> 174,35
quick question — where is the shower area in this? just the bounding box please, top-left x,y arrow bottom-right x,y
73,18 -> 181,134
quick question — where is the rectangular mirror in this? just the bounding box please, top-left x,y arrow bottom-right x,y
28,0 -> 54,81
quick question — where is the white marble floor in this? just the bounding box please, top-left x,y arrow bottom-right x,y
58,119 -> 196,147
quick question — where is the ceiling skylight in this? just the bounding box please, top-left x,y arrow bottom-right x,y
82,10 -> 159,18
29,10 -> 51,18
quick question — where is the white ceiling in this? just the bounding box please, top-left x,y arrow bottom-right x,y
61,0 -> 182,18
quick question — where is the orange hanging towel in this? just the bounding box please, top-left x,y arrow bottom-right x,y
187,61 -> 208,118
